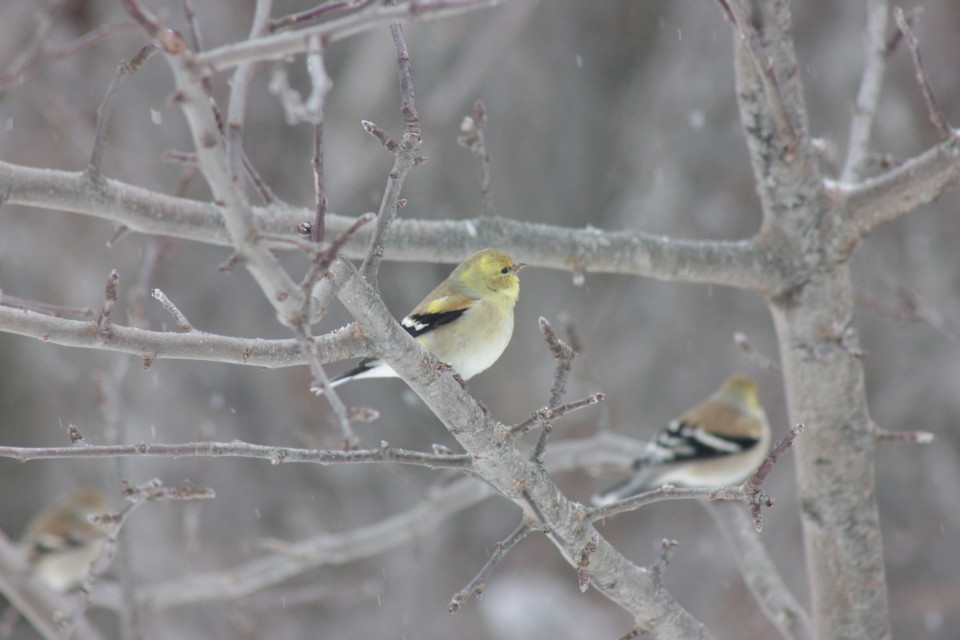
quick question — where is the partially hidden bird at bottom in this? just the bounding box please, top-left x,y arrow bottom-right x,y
20,487 -> 110,592
592,375 -> 771,506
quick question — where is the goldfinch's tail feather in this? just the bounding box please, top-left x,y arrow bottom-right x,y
591,465 -> 655,506
312,359 -> 398,395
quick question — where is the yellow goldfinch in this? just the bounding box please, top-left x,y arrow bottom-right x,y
328,248 -> 525,389
592,375 -> 771,506
20,488 -> 109,592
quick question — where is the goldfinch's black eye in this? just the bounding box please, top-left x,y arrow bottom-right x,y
500,267 -> 510,274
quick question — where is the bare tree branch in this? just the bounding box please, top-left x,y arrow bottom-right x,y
0,304 -> 367,368
840,0 -> 890,183
832,135 -> 960,257
359,18 -> 423,281
188,0 -> 505,76
81,435 -> 699,613
448,523 -> 531,613
0,440 -> 471,469
331,259 -> 713,637
87,44 -> 158,182
0,159 -> 780,290
893,7 -> 951,139
703,501 -> 813,640
121,0 -> 309,328
224,0 -> 273,183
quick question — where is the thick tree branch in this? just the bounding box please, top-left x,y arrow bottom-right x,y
0,160 -> 777,291
833,133 -> 960,258
120,0 -> 308,327
729,0 -> 824,233
331,259 -> 712,637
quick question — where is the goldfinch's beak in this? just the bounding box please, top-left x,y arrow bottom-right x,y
513,263 -> 528,273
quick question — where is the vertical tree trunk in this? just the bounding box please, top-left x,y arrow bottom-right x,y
770,265 -> 891,639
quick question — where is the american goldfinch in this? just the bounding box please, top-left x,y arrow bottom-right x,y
327,248 -> 525,389
20,488 -> 109,592
592,375 -> 771,506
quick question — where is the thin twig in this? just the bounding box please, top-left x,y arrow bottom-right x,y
242,154 -> 280,204
539,317 -> 575,409
119,0 -> 185,54
875,429 -> 934,444
448,524 -> 531,613
741,423 -> 804,529
0,20 -> 139,97
733,331 -> 781,371
184,0 -> 279,206
181,0 -> 204,51
123,0 -> 308,325
883,7 -> 920,56
559,313 -> 612,432
225,0 -> 273,183
88,45 -> 158,182
457,101 -> 497,217
525,317 -> 581,458
511,393 -> 605,436
893,7 -> 951,139
269,0 -> 368,33
97,270 -> 120,339
650,538 -> 679,575
268,34 -> 332,126
68,425 -> 86,445
150,289 -> 195,332
190,0 -> 504,75
840,0 -> 890,183
358,17 -> 423,281
300,214 -> 376,313
296,325 -> 359,449
0,293 -> 96,320
313,123 -> 327,243
0,1 -> 59,91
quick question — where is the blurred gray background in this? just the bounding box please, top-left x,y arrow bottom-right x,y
1,0 -> 958,638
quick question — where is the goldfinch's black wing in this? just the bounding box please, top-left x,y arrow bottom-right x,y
332,311 -> 465,382
401,294 -> 475,338
330,295 -> 473,385
401,308 -> 467,338
636,420 -> 761,469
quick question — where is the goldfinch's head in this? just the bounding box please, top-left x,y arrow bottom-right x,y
718,375 -> 762,414
454,249 -> 525,301
24,488 -> 109,545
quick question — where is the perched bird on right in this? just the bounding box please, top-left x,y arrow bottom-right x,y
592,375 -> 771,506
20,488 -> 109,592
